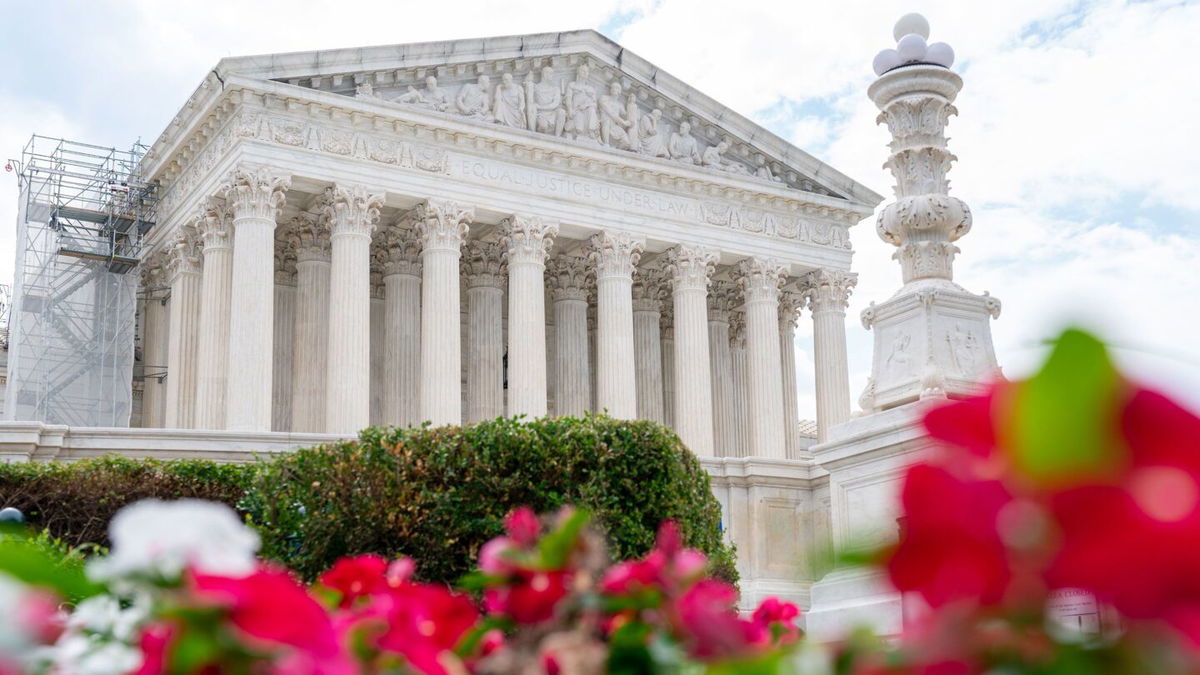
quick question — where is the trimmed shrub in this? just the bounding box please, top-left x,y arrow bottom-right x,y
241,415 -> 736,584
0,456 -> 253,549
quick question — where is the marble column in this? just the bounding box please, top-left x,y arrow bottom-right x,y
464,240 -> 506,423
779,290 -> 804,457
416,200 -> 474,426
729,311 -> 750,458
193,199 -> 233,430
163,227 -> 202,429
589,231 -> 644,419
738,257 -> 788,458
369,273 -> 385,427
140,263 -> 168,429
547,256 -> 590,417
272,219 -> 297,432
380,226 -> 422,426
503,215 -> 558,419
222,167 -> 290,432
324,185 -> 384,434
289,210 -> 331,433
665,245 -> 717,455
660,304 -> 675,431
632,267 -> 666,424
804,269 -> 856,443
707,281 -> 737,457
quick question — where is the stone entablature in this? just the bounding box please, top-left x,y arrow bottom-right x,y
151,86 -> 867,265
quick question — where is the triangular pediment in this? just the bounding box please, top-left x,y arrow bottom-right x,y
213,30 -> 881,208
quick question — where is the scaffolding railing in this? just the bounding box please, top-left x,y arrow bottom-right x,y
5,135 -> 157,427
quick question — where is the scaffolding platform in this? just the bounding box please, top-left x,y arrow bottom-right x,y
4,135 -> 158,427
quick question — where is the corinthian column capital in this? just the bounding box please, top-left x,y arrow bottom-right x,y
707,280 -> 739,323
325,184 -> 384,237
589,231 -> 645,280
274,220 -> 297,285
195,198 -> 233,251
414,199 -> 473,252
501,214 -> 558,266
380,224 -> 423,277
633,265 -> 669,313
737,257 -> 787,304
801,269 -> 857,312
165,226 -> 202,278
289,210 -> 331,262
221,166 -> 290,221
779,289 -> 805,328
547,255 -> 590,302
463,240 -> 506,289
665,244 -> 718,293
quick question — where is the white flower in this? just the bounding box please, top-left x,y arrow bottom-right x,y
88,499 -> 260,583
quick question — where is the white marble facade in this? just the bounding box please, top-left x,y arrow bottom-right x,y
134,30 -> 878,460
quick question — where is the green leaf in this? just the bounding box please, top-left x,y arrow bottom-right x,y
537,508 -> 591,570
1008,328 -> 1126,485
0,536 -> 103,601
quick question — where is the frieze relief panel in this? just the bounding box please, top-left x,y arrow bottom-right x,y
159,107 -> 853,252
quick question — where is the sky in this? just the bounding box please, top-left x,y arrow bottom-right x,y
2,0 -> 1198,422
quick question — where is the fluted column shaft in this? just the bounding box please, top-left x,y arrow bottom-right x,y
223,168 -> 289,431
590,232 -> 644,419
708,313 -> 734,456
667,245 -> 717,456
806,270 -> 855,442
661,323 -> 676,431
324,185 -> 383,434
417,201 -> 474,426
466,280 -> 504,422
739,258 -> 788,458
272,283 -> 295,432
729,317 -> 750,458
504,216 -> 557,418
548,257 -> 590,417
383,271 -> 421,425
140,269 -> 168,428
164,234 -> 201,429
193,202 -> 233,430
291,254 -> 331,432
633,299 -> 664,423
779,293 -> 803,456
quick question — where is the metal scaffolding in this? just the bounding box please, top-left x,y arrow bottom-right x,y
5,135 -> 157,426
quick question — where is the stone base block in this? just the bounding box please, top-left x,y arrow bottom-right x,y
805,567 -> 903,641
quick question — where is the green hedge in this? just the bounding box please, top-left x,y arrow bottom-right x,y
0,416 -> 735,585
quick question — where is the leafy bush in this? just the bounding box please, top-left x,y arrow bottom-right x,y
0,417 -> 735,587
0,456 -> 253,549
241,414 -> 736,584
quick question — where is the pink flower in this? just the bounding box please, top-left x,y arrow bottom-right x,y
132,622 -> 176,675
479,536 -> 518,576
752,597 -> 802,646
372,581 -> 480,674
319,554 -> 389,607
505,507 -> 541,547
671,579 -> 764,660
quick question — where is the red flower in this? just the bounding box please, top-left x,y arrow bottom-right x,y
485,569 -> 571,624
888,464 -> 1015,608
923,386 -> 1005,461
319,554 -> 389,607
191,566 -> 344,662
1046,388 -> 1200,646
752,597 -> 802,646
505,506 -> 541,547
601,520 -> 708,597
671,579 -> 764,660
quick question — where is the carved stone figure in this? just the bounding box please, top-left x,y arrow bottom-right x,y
668,121 -> 702,164
703,141 -> 749,175
354,82 -> 378,99
526,66 -> 566,135
598,82 -> 635,149
885,333 -> 911,378
456,75 -> 491,120
638,109 -> 668,158
754,155 -> 781,182
564,65 -> 599,142
492,73 -> 527,129
395,76 -> 450,112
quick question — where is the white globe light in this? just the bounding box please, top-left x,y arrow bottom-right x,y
872,49 -> 903,76
926,42 -> 956,68
893,13 -> 931,41
896,33 -> 928,63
